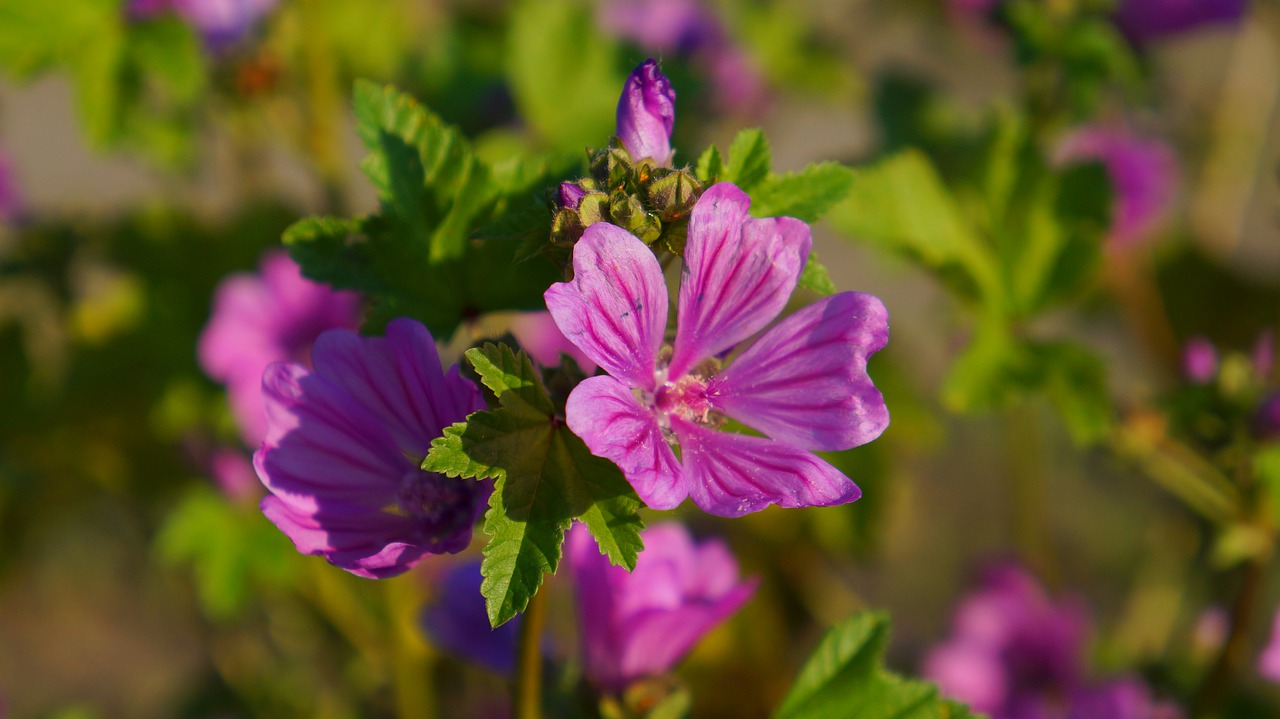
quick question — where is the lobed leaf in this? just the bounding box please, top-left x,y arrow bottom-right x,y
750,162 -> 856,223
722,129 -> 772,192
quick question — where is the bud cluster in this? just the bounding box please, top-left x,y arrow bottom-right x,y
550,145 -> 702,256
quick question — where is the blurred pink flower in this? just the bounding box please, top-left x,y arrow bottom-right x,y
1056,125 -> 1178,249
567,522 -> 756,691
198,249 -> 361,446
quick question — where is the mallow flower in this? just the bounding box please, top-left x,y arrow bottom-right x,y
421,561 -> 520,675
254,318 -> 488,579
128,0 -> 279,49
1113,0 -> 1247,44
616,59 -> 677,167
1055,125 -> 1178,249
198,250 -> 361,445
546,182 -> 889,517
567,522 -> 756,691
925,564 -> 1180,719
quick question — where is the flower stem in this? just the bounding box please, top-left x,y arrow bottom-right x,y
513,589 -> 547,719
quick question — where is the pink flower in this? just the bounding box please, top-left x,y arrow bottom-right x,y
567,522 -> 756,691
545,182 -> 889,516
254,318 -> 487,579
1182,336 -> 1218,384
1056,126 -> 1178,249
198,250 -> 361,446
508,311 -> 596,373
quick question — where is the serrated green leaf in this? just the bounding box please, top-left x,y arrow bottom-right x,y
506,0 -> 620,151
422,344 -> 643,626
798,252 -> 836,296
832,150 -> 998,305
723,129 -> 771,192
774,612 -> 979,719
696,144 -> 724,183
750,162 -> 856,223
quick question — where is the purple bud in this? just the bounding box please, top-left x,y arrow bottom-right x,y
1182,336 -> 1218,384
557,182 -> 587,211
1253,392 -> 1280,441
616,59 -> 676,167
1114,0 -> 1247,44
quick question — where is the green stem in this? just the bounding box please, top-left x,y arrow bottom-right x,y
513,590 -> 547,719
1004,403 -> 1057,583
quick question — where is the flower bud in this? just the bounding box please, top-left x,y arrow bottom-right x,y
616,59 -> 676,167
557,181 -> 587,210
1182,336 -> 1218,384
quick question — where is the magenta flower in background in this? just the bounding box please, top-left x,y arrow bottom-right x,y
198,250 -> 361,446
209,447 -> 261,503
567,522 -> 756,691
128,0 -> 279,48
509,311 -> 596,373
617,59 -> 677,167
1258,607 -> 1280,682
421,561 -> 519,675
545,182 -> 889,517
1056,126 -> 1178,249
254,318 -> 488,579
925,564 -> 1179,719
1113,0 -> 1247,44
1182,336 -> 1218,384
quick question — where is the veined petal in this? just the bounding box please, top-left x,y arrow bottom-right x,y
671,183 -> 811,378
616,59 -> 676,166
671,417 -> 860,517
260,496 -> 428,579
709,292 -> 889,451
310,318 -> 482,457
546,224 -> 668,391
618,581 -> 757,685
566,376 -> 686,509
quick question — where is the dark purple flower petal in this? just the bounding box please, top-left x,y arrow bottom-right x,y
672,417 -> 859,517
1114,0 -> 1246,44
710,292 -> 889,451
1253,392 -> 1280,441
254,320 -> 487,579
557,182 -> 587,210
568,522 -> 755,691
421,561 -> 519,675
545,223 -> 668,391
566,376 -> 686,509
616,59 -> 676,166
670,183 -> 811,379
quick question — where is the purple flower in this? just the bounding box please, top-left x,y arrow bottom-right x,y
600,0 -> 721,54
1259,607 -> 1280,682
1055,126 -> 1178,249
1114,0 -> 1247,44
545,182 -> 889,516
509,311 -> 596,373
198,250 -> 361,446
1253,392 -> 1280,441
253,318 -> 488,579
421,561 -> 519,674
926,565 -> 1180,719
616,59 -> 677,167
209,447 -> 261,502
567,522 -> 756,691
1182,336 -> 1218,384
128,0 -> 278,48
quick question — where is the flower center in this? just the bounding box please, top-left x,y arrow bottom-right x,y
396,469 -> 474,540
654,374 -> 713,423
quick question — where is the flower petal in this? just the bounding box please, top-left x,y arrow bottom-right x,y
671,417 -> 859,517
709,292 -> 889,451
566,375 -> 686,509
546,223 -> 668,390
670,183 -> 811,378
310,318 -> 482,457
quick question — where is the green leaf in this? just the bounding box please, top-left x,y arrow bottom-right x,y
288,82 -> 564,338
750,162 -> 856,223
723,129 -> 772,192
1029,340 -> 1111,446
798,252 -> 836,296
423,344 -> 643,626
506,0 -> 621,151
832,150 -> 998,305
156,486 -> 301,620
774,612 -> 978,719
696,144 -> 724,184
